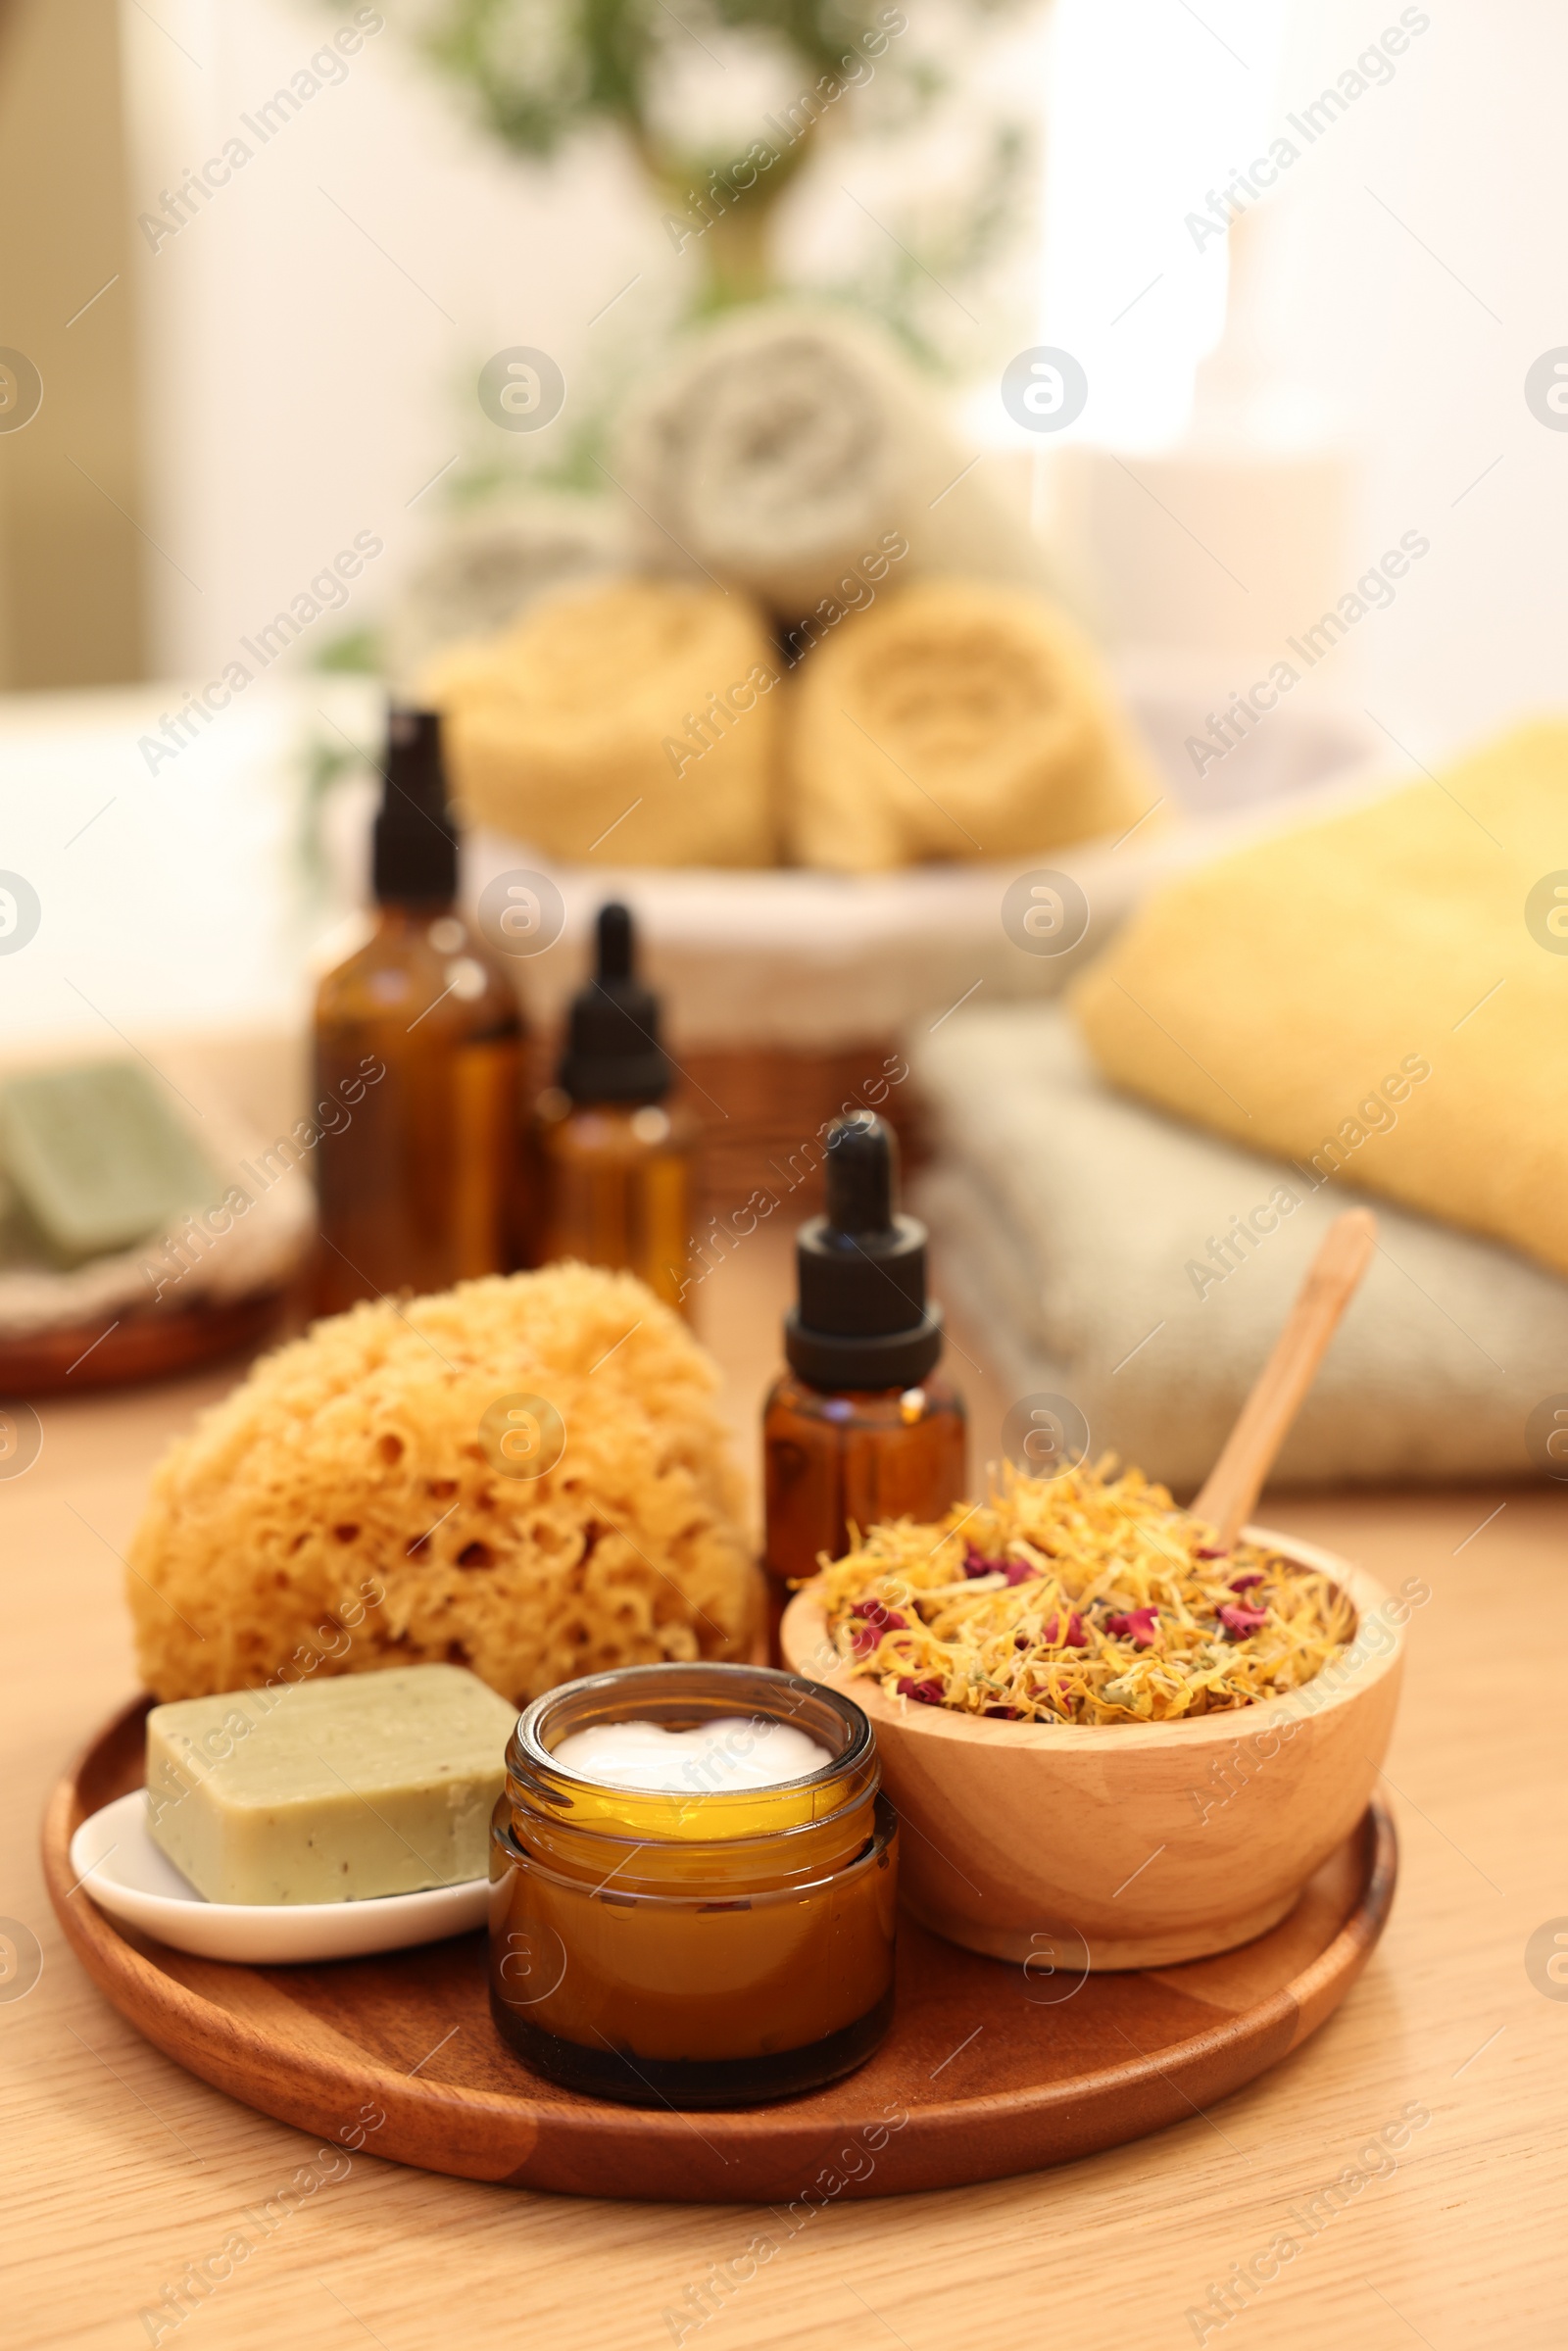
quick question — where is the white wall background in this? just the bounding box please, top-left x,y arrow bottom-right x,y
119,0 -> 657,683
1262,0 -> 1568,753
1039,0 -> 1568,753
122,0 -> 1568,759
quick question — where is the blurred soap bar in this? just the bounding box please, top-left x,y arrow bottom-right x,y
145,1665 -> 518,1904
0,1060 -> 218,1264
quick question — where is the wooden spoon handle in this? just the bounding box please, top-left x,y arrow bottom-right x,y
1191,1207 -> 1378,1548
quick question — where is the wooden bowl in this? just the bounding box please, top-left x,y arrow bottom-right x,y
781,1530 -> 1404,1971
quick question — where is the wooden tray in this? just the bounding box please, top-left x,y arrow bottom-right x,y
43,1697 -> 1396,2203
0,1286 -> 289,1396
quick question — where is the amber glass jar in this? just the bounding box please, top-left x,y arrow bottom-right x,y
488,1662 -> 898,2108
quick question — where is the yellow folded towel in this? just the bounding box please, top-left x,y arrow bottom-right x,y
787,578 -> 1159,871
1072,721 -> 1568,1276
422,579 -> 780,867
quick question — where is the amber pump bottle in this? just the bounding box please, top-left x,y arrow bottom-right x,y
531,902 -> 697,1314
312,707 -> 525,1312
762,1112 -> 967,1651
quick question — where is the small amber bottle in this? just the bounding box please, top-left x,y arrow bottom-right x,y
312,707 -> 526,1312
763,1113 -> 967,1651
531,902 -> 698,1314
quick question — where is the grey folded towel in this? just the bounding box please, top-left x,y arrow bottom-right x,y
911,1005 -> 1562,1489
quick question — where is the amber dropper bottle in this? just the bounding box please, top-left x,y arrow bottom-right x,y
312,706 -> 526,1312
531,902 -> 698,1315
762,1112 -> 967,1654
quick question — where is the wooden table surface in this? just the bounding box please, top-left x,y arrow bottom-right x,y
3,1224 -> 1565,2350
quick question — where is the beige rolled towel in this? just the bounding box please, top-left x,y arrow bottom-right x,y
787,578 -> 1161,871
421,578 -> 782,867
612,304 -> 1055,623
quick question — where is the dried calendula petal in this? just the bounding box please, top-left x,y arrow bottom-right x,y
816,1458 -> 1354,1727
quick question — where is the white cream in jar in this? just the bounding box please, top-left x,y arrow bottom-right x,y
550,1714 -> 833,1794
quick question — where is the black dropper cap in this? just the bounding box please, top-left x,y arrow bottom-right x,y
371,706 -> 459,906
785,1112 -> 944,1390
558,903 -> 670,1104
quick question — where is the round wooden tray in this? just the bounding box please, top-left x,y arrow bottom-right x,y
0,1286 -> 289,1396
43,1697 -> 1396,2203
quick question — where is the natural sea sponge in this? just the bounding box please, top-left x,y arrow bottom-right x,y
422,577 -> 781,866
786,578 -> 1160,871
127,1264 -> 760,1705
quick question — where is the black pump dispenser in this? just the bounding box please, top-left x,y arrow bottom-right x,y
785,1112 -> 944,1390
558,903 -> 671,1104
371,706 -> 459,906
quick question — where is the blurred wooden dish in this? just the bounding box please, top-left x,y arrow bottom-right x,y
0,1286 -> 289,1396
781,1532 -> 1404,1970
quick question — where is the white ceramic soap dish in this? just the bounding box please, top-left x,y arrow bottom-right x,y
69,1792 -> 490,1964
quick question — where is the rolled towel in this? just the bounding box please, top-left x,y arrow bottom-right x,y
612,304 -> 1053,620
787,577 -> 1161,870
421,578 -> 781,867
911,1003 -> 1568,1490
385,494 -> 629,691
1071,720 -> 1568,1279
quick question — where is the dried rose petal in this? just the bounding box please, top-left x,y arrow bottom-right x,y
1003,1559 -> 1039,1587
962,1543 -> 1008,1581
897,1676 -> 945,1705
1195,1544 -> 1230,1560
1105,1606 -> 1159,1647
850,1600 -> 908,1656
1043,1610 -> 1088,1648
1228,1572 -> 1263,1592
983,1704 -> 1021,1720
1218,1601 -> 1267,1640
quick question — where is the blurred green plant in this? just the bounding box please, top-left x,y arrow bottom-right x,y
295,726 -> 369,908
381,0 -> 1037,314
312,623 -> 384,673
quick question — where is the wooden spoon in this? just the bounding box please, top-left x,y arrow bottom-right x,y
1191,1206 -> 1378,1549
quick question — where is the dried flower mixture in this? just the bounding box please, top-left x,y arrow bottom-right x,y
812,1461 -> 1355,1725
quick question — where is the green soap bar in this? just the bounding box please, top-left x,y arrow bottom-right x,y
0,1060 -> 219,1264
145,1665 -> 519,1905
